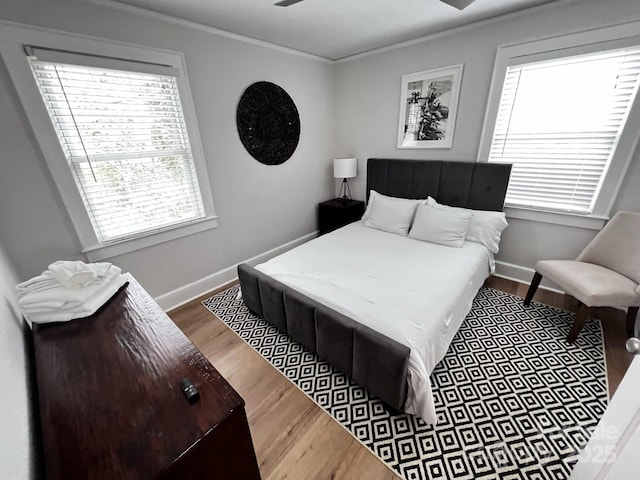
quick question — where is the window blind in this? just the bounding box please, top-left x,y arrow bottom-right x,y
28,57 -> 205,243
488,46 -> 640,214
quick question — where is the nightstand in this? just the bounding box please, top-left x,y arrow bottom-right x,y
318,198 -> 365,235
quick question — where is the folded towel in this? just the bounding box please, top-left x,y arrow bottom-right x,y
17,262 -> 114,293
25,274 -> 128,324
48,261 -> 113,289
15,271 -> 60,293
18,265 -> 122,310
18,300 -> 68,313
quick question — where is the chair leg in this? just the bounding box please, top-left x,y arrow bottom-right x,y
524,272 -> 542,306
626,307 -> 638,339
568,303 -> 590,344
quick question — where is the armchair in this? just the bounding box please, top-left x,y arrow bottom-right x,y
524,211 -> 640,343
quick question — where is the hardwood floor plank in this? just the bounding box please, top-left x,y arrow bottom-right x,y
268,414 -> 372,480
168,275 -> 630,478
257,396 -> 322,478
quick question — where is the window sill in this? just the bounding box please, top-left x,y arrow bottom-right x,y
504,207 -> 608,231
82,216 -> 218,262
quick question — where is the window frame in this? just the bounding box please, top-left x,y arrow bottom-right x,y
0,22 -> 217,260
477,21 -> 640,230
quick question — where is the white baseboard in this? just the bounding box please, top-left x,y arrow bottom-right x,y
494,260 -> 564,295
155,231 -> 318,311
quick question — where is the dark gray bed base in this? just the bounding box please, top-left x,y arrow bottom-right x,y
237,263 -> 410,409
238,159 -> 512,411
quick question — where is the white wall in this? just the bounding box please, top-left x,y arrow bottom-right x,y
0,0 -> 335,297
334,0 -> 640,277
0,241 -> 38,479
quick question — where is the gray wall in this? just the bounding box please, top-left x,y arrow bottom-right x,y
0,0 -> 335,296
0,241 -> 37,479
334,0 -> 640,272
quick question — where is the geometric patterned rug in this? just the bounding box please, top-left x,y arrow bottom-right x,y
203,286 -> 608,480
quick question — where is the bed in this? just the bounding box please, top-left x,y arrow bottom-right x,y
237,158 -> 511,424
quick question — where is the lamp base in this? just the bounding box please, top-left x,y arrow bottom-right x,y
337,178 -> 352,205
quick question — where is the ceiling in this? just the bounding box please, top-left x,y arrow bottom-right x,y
114,0 -> 560,60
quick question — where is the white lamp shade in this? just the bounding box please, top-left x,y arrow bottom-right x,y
333,157 -> 357,179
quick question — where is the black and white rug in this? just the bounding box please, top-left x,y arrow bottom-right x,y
202,287 -> 607,480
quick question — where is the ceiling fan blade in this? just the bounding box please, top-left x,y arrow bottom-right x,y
274,0 -> 305,6
440,0 -> 476,10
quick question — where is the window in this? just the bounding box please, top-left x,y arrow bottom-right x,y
489,48 -> 640,214
29,53 -> 206,243
0,24 -> 216,260
479,23 -> 640,228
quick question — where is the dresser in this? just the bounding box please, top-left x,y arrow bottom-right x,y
32,275 -> 261,480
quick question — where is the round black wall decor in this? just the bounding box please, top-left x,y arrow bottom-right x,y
236,81 -> 300,165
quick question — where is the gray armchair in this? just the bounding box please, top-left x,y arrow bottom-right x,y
524,211 -> 640,343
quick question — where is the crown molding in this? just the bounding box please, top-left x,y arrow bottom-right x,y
90,0 -> 333,64
36,0 -> 607,66
92,0 -> 575,64
335,0 -> 575,63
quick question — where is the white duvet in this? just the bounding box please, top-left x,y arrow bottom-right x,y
255,221 -> 492,424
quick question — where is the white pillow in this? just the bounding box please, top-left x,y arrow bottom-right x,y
363,191 -> 421,236
408,203 -> 472,248
361,190 -> 378,220
362,190 -> 423,222
426,197 -> 508,253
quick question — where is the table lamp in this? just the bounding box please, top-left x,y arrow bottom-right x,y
333,157 -> 357,204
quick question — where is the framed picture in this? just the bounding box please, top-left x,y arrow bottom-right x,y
397,64 -> 463,149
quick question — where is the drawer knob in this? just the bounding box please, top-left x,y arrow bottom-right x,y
180,377 -> 200,404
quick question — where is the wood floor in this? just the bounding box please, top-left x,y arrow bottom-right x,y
167,276 -> 634,480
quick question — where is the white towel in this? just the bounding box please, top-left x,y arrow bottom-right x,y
16,263 -> 115,293
15,271 -> 60,293
47,261 -> 113,289
25,274 -> 128,324
18,265 -> 122,310
18,300 -> 67,313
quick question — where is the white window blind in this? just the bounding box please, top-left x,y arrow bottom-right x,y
28,55 -> 206,243
488,46 -> 640,214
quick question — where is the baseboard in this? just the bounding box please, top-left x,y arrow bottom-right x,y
155,231 -> 318,311
493,260 -> 564,295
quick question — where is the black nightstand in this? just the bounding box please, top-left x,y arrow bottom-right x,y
318,198 -> 365,235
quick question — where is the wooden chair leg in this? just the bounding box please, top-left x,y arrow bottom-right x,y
626,307 -> 638,339
568,303 -> 590,344
524,272 -> 542,306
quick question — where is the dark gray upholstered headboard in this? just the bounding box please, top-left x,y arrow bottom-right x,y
367,158 -> 512,212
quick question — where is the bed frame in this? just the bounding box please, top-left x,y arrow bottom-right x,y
237,158 -> 511,410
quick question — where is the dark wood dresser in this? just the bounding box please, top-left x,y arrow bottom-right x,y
32,275 -> 260,480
